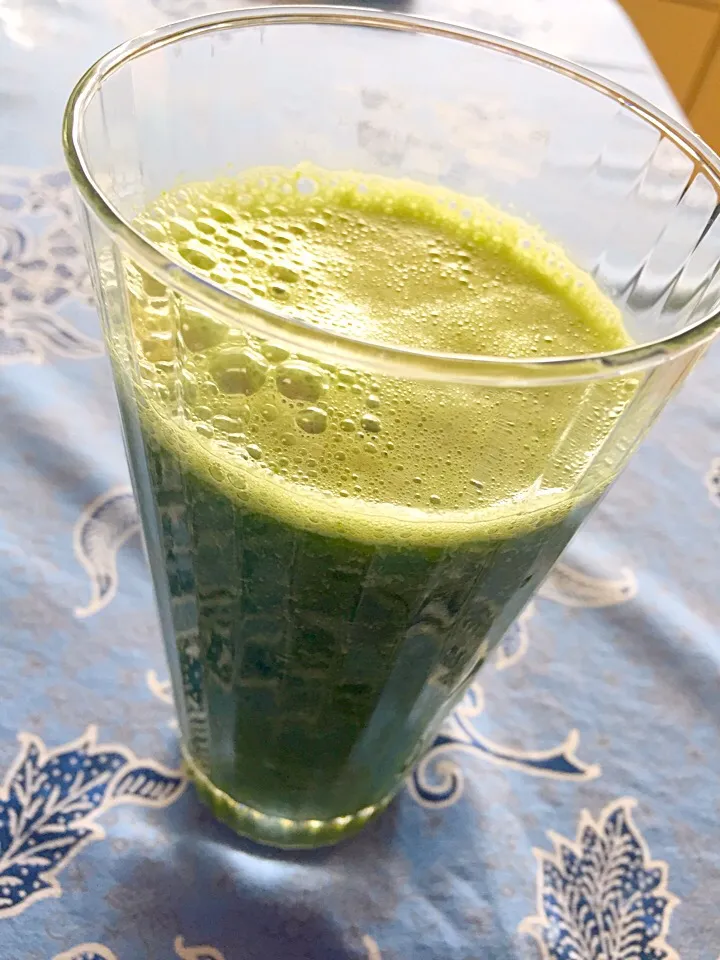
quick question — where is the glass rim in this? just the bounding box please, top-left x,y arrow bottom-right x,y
63,4 -> 720,387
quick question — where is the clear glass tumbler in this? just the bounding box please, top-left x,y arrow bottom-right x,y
64,7 -> 720,848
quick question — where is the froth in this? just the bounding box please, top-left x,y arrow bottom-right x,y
127,164 -> 635,546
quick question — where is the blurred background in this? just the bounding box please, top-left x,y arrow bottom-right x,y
1,0 -> 718,156
622,0 -> 720,151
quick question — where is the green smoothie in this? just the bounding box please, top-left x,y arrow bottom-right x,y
122,166 -> 633,845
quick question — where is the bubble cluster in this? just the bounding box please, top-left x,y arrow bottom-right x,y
127,164 -> 635,525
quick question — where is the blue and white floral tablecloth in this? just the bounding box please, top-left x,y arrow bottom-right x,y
1,1 -> 719,958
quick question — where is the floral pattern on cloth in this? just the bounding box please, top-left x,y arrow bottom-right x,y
53,937 -> 225,960
73,488 -> 141,619
520,799 -> 679,960
54,939 -> 226,960
411,561 -> 638,805
0,168 -> 102,365
0,728 -> 184,918
1,0 -> 719,947
54,935 -> 386,960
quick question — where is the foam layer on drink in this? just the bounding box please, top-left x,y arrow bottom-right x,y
128,165 -> 635,546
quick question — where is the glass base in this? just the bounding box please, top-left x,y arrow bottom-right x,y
182,747 -> 394,849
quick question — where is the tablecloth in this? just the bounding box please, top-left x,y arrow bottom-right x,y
1,1 -> 719,958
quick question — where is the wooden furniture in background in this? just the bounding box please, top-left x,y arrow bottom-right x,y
621,0 -> 720,150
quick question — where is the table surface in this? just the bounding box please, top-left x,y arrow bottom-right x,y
1,2 -> 719,958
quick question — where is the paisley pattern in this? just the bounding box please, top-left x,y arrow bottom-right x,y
172,939 -> 226,960
520,799 -> 679,960
0,311 -> 103,365
0,168 -> 102,365
0,728 -> 184,918
494,602 -> 534,671
705,457 -> 720,508
409,680 -> 599,808
537,563 -> 638,608
146,671 -> 177,730
54,947 -> 118,960
53,939 -> 227,960
73,488 -> 141,618
53,934 -> 383,960
409,559 -> 637,807
146,670 -> 173,708
362,936 -> 383,960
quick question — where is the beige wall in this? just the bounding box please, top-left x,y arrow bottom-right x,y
622,0 -> 720,150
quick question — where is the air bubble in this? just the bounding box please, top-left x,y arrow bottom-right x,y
137,267 -> 166,298
209,204 -> 235,224
297,177 -> 318,196
296,407 -> 328,434
360,413 -> 381,433
209,265 -> 234,284
195,218 -> 217,235
226,242 -> 249,260
260,342 -> 290,363
246,444 -> 263,460
168,218 -> 195,241
209,347 -> 268,395
178,241 -> 217,272
139,220 -> 165,243
270,264 -> 300,284
141,334 -> 173,363
275,360 -> 328,401
212,415 -> 241,433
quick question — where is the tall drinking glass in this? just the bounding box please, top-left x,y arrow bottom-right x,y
64,8 -> 720,848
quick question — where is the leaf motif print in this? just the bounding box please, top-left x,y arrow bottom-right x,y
73,487 -> 141,618
520,799 -> 679,960
0,311 -> 103,366
53,947 -> 118,960
539,563 -> 637,608
0,727 -> 185,918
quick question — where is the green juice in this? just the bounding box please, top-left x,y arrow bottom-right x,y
123,167 -> 633,845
